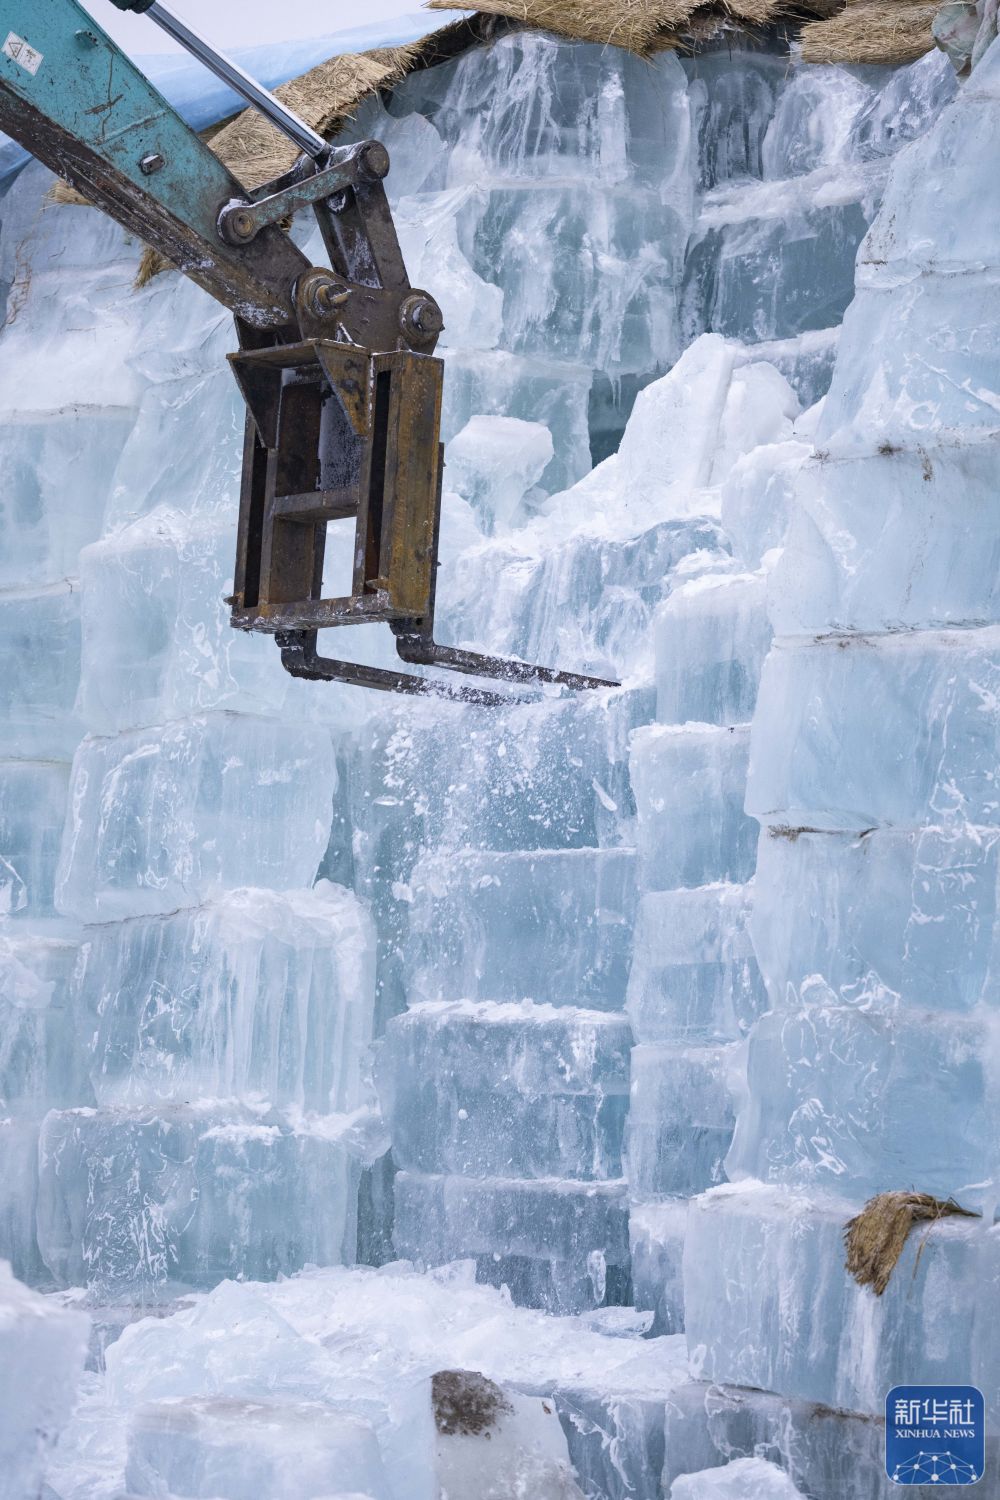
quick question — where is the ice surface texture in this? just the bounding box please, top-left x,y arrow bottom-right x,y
749,629 -> 1000,832
0,407 -> 136,591
126,1396 -> 391,1500
0,1260 -> 89,1500
632,724 -> 757,891
0,929 -> 83,1113
394,1172 -> 630,1315
0,585 -> 82,758
655,572 -> 771,727
752,822 -> 1000,1013
79,511 -> 290,734
628,1043 -> 738,1198
56,713 -> 335,922
629,1197 -> 686,1336
378,1001 -> 630,1180
37,1103 -> 363,1297
728,1000 -> 1000,1204
0,761 -> 70,918
627,885 -> 766,1044
663,1380 -> 904,1500
75,883 -> 374,1113
404,848 -> 637,1010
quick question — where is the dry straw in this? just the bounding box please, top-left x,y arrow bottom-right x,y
211,43 -> 413,191
801,0 -> 940,64
426,0 -> 836,54
428,0 -> 696,55
844,1191 -> 979,1296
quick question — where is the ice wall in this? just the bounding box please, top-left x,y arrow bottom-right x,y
0,164 -> 381,1303
0,6 -> 947,1302
0,19 -> 973,1500
673,25 -> 1000,1498
339,32 -> 946,1320
341,30 -> 944,481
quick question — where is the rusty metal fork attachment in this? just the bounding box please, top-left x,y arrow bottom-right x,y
225,140 -> 618,701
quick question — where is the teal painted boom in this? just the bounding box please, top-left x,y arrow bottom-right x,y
0,0 -> 311,326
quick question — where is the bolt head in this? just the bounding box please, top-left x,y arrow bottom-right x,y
139,152 -> 165,175
300,271 -> 350,320
358,141 -> 390,181
401,294 -> 444,340
313,283 -> 343,315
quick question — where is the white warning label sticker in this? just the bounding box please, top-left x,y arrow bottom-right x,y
3,32 -> 43,76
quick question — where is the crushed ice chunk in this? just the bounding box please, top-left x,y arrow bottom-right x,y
670,1455 -> 806,1498
125,1395 -> 391,1500
445,415 -> 553,533
0,1259 -> 89,1500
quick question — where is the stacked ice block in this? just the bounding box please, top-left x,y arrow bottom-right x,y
675,31 -> 1000,1494
0,18 -> 930,1326
371,323 -> 819,1311
43,703 -> 375,1300
367,33 -> 697,482
0,169 -> 380,1307
677,46 -> 955,407
0,165 -> 143,1285
342,29 -> 922,475
45,733 -> 374,1298
374,775 -> 640,1312
626,569 -> 771,1334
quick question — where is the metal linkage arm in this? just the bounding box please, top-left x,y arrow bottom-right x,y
109,0 -> 328,160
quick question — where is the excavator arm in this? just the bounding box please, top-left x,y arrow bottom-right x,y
0,0 -> 616,700
0,0 -> 312,327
